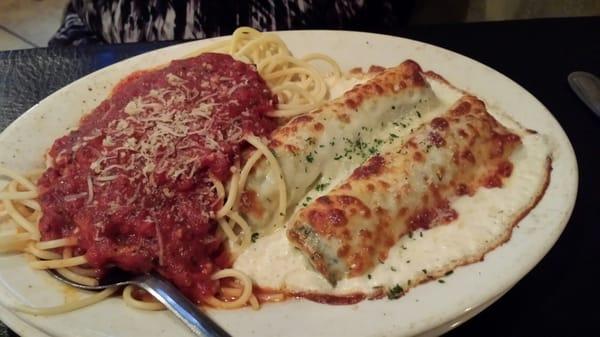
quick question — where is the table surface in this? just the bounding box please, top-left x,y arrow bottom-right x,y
0,16 -> 598,337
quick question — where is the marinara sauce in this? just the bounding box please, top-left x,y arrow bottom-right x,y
37,53 -> 277,302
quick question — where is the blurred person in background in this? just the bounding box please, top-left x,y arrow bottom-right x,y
49,0 -> 415,46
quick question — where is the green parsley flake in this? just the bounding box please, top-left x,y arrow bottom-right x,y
251,233 -> 259,243
387,284 -> 404,299
306,153 -> 314,163
315,183 -> 330,192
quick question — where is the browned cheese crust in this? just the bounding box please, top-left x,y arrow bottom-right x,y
288,96 -> 525,284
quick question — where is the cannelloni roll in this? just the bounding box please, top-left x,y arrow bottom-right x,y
287,95 -> 522,283
242,60 -> 438,232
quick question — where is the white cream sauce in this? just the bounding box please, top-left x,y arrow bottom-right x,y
234,75 -> 552,296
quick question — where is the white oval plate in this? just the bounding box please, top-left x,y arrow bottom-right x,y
0,31 -> 577,337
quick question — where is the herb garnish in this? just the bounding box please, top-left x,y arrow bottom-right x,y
387,284 -> 404,299
306,153 -> 314,163
251,233 -> 259,243
315,183 -> 330,192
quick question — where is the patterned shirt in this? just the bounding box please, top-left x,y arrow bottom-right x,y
50,0 -> 413,46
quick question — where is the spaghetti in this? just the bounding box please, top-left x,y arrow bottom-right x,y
0,26 -> 336,316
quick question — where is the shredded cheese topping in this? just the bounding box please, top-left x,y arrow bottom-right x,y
74,69 -> 254,204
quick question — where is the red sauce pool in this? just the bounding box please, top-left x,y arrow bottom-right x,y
37,53 -> 277,303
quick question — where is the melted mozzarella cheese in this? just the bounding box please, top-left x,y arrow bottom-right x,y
234,75 -> 552,296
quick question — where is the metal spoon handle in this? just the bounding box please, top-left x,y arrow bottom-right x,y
568,71 -> 600,118
134,274 -> 232,337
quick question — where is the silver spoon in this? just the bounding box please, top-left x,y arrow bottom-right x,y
47,268 -> 232,337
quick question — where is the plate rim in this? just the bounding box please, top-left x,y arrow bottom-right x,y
0,29 -> 578,337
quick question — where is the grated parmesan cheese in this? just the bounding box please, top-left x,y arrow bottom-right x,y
59,58 -> 271,214
86,176 -> 94,204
